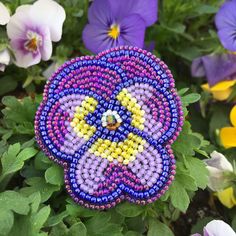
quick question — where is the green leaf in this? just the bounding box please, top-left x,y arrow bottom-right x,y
45,165 -> 64,186
0,191 -> 30,215
173,122 -> 201,156
46,211 -> 69,227
147,219 -> 174,236
185,157 -> 209,189
178,88 -> 189,96
175,172 -> 197,191
125,217 -> 146,234
49,222 -> 68,236
31,205 -> 51,232
125,231 -> 142,236
195,4 -> 218,15
1,143 -> 37,178
85,213 -> 123,236
0,76 -> 18,96
181,93 -> 201,106
169,181 -> 190,212
0,210 -> 14,236
66,201 -> 96,217
8,215 -> 32,236
85,212 -> 110,233
191,217 -> 214,234
1,96 -> 38,135
68,222 -> 87,236
29,192 -> 41,214
20,177 -> 60,202
116,202 -> 144,217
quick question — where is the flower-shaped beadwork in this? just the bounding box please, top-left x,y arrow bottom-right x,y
35,46 -> 184,210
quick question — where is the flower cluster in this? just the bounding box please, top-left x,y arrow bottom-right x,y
191,0 -> 236,101
83,0 -> 157,54
190,1 -> 236,211
35,46 -> 183,209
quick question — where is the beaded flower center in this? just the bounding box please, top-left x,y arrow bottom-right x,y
101,110 -> 122,130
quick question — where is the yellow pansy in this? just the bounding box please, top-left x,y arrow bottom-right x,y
220,105 -> 236,148
201,80 -> 236,101
216,187 -> 236,208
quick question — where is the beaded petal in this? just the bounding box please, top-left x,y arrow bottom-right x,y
35,46 -> 184,210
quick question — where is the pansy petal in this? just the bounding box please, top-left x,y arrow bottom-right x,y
215,0 -> 236,51
109,0 -> 157,26
216,188 -> 236,209
201,81 -> 236,101
7,5 -> 31,39
215,1 -> 236,29
97,46 -> 176,89
119,14 -> 145,48
217,28 -> 236,52
191,57 -> 206,78
204,220 -> 236,235
230,105 -> 236,127
11,41 -> 41,68
193,54 -> 236,86
40,27 -> 52,61
45,57 -> 126,101
35,91 -> 98,162
0,2 -> 10,25
83,23 -> 124,54
205,166 -> 226,192
88,0 -> 113,26
0,49 -> 10,66
208,151 -> 233,172
31,0 -> 66,42
66,144 -> 175,208
220,127 -> 236,148
71,151 -> 110,195
128,144 -> 172,188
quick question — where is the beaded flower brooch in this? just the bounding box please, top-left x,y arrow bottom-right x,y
35,46 -> 184,210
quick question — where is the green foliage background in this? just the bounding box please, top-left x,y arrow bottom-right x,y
0,0 -> 235,235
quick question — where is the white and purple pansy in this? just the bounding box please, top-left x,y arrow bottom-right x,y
6,0 -> 65,68
35,46 -> 184,210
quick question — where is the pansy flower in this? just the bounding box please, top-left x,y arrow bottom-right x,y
192,220 -> 236,236
83,0 -> 157,54
215,0 -> 236,52
220,105 -> 236,148
204,151 -> 234,192
191,54 -> 236,100
6,0 -> 65,68
35,46 -> 183,209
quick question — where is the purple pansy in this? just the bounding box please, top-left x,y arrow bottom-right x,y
6,0 -> 65,68
215,0 -> 236,51
83,0 -> 157,54
191,53 -> 236,86
35,46 -> 183,209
